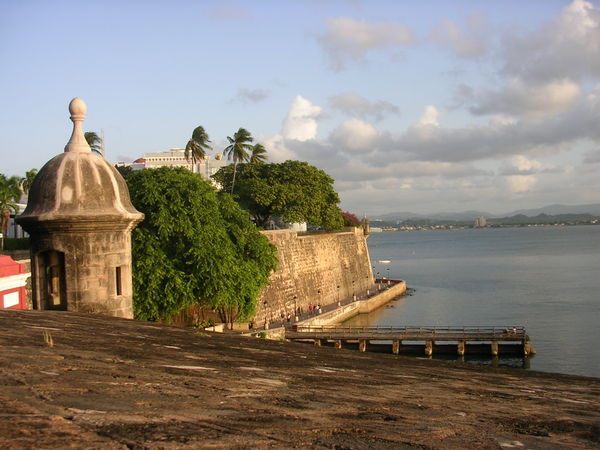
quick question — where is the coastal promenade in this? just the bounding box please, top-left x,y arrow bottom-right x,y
259,278 -> 407,336
0,309 -> 598,448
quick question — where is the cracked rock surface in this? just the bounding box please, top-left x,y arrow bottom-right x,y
0,310 -> 598,449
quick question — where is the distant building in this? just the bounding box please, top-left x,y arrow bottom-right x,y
117,149 -> 229,184
474,216 -> 487,228
265,217 -> 307,232
6,194 -> 28,239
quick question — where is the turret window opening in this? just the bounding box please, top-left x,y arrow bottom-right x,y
115,266 -> 122,296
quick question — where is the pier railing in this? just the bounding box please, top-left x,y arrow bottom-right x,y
288,325 -> 527,341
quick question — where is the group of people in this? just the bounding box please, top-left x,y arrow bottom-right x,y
263,303 -> 324,330
308,304 -> 322,315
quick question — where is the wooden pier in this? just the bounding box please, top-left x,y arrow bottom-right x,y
286,325 -> 536,357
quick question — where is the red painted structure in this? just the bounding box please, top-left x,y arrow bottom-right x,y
0,255 -> 29,310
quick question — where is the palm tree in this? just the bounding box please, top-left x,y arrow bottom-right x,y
20,168 -> 38,195
184,126 -> 212,172
224,128 -> 253,194
0,174 -> 20,242
84,132 -> 103,155
249,143 -> 268,164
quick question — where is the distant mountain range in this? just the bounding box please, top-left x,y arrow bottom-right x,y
375,203 -> 600,222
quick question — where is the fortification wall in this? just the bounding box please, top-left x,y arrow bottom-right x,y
254,228 -> 374,326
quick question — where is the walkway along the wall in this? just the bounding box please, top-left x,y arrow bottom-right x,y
256,279 -> 407,339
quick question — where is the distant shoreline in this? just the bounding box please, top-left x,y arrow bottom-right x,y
372,221 -> 600,232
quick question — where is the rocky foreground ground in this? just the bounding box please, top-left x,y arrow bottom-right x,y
0,310 -> 598,449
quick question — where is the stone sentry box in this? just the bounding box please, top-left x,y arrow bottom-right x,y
17,98 -> 143,318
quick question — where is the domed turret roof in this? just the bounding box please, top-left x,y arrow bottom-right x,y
18,98 -> 143,228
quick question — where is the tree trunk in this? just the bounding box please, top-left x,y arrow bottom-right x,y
230,161 -> 238,195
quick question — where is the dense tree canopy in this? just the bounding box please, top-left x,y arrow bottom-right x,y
212,160 -> 344,230
125,167 -> 277,324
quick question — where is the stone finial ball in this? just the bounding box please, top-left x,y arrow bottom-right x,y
69,97 -> 87,118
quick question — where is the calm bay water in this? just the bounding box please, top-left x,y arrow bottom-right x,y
345,225 -> 600,378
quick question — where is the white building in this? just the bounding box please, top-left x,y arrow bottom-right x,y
474,216 -> 487,228
5,195 -> 28,239
117,148 -> 229,184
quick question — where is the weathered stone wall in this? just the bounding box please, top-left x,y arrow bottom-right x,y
254,228 -> 374,326
29,230 -> 134,318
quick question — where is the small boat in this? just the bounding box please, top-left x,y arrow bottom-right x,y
378,260 -> 391,264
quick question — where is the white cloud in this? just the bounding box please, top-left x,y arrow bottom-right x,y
281,96 -> 321,141
512,155 -> 542,172
430,14 -> 488,59
328,93 -> 399,121
260,134 -> 296,163
500,155 -> 563,175
329,119 -> 378,153
505,175 -> 538,193
387,86 -> 600,163
317,17 -> 414,70
501,0 -> 600,83
333,160 -> 488,183
418,105 -> 440,126
232,88 -> 269,104
470,78 -> 582,116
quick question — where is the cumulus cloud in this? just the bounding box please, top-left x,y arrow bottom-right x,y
329,119 -> 379,154
316,17 -> 414,70
469,78 -> 582,116
501,0 -> 600,83
232,88 -> 269,104
511,155 -> 542,173
333,160 -> 488,183
503,155 -> 563,175
281,96 -> 322,141
418,105 -> 440,126
260,134 -> 296,163
430,14 -> 488,59
388,87 -> 600,163
505,175 -> 538,193
329,93 -> 399,121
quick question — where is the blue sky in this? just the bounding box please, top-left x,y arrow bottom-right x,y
1,0 -> 599,216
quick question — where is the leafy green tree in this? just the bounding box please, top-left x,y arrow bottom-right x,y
249,143 -> 268,164
213,160 -> 344,230
0,174 -> 20,239
20,169 -> 38,195
84,131 -> 103,155
115,165 -> 133,178
223,127 -> 253,194
125,167 -> 277,325
184,125 -> 212,167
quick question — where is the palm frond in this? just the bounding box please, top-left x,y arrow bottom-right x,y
185,126 -> 212,164
250,143 -> 268,164
84,132 -> 103,154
